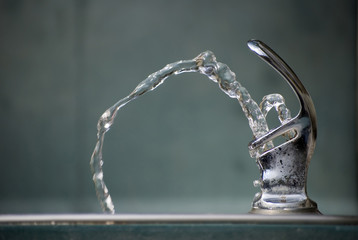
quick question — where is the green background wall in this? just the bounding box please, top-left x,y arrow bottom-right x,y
0,0 -> 357,215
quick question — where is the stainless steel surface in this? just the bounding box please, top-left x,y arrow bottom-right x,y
1,214 -> 357,240
0,214 -> 357,225
248,40 -> 318,214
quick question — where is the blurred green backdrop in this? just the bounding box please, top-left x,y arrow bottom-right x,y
0,0 -> 357,215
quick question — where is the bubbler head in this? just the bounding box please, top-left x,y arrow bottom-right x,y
247,40 -> 320,214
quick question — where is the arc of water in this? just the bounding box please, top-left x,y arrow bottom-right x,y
90,50 -> 292,213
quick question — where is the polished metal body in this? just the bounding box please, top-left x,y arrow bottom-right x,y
248,40 -> 319,214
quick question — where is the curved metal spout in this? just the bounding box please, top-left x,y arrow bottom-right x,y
247,40 -> 319,214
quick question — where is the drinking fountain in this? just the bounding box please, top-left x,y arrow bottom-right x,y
0,40 -> 357,239
247,40 -> 319,214
89,39 -> 319,215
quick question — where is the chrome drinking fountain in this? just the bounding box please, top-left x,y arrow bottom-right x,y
1,40 -> 357,240
90,39 -> 320,215
247,40 -> 319,214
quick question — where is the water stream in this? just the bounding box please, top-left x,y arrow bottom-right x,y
90,51 -> 292,213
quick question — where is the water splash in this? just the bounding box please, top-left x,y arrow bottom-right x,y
259,94 -> 295,139
90,51 -> 292,213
